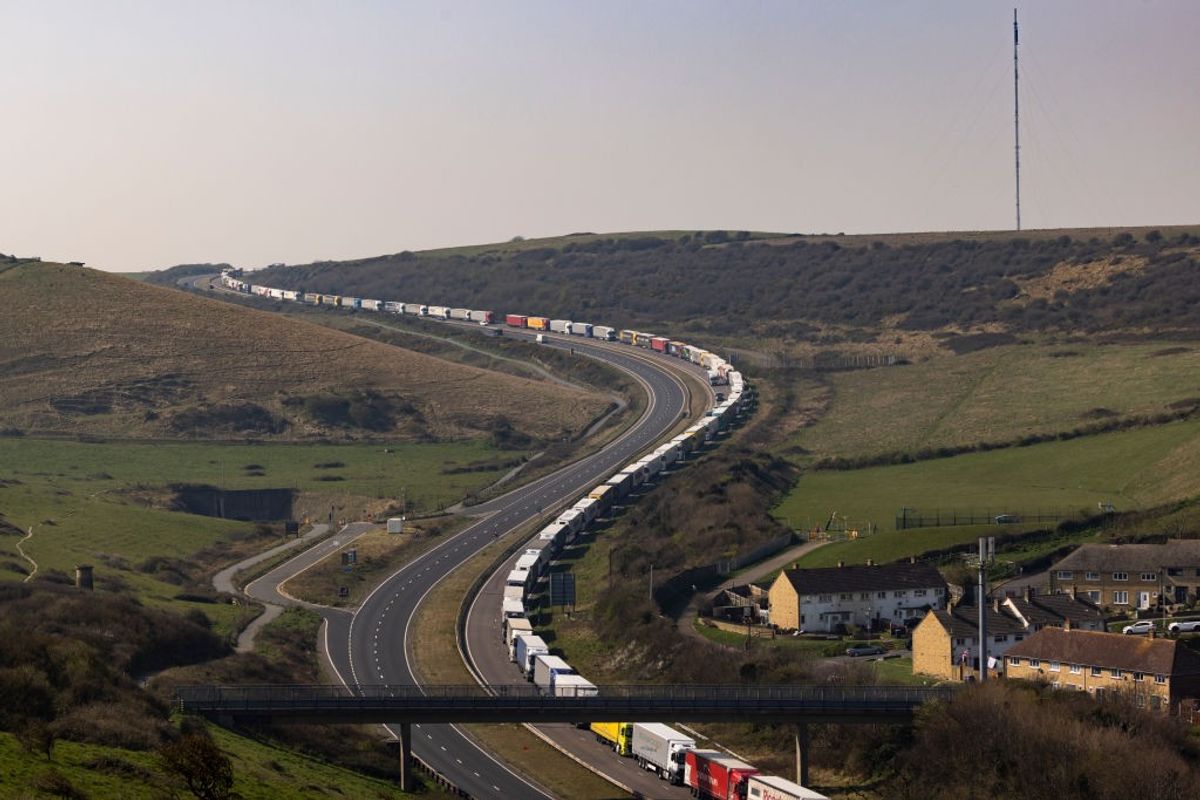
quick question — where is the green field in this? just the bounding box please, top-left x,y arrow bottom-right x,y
786,343 -> 1200,461
778,417 -> 1200,568
0,723 -> 431,799
0,437 -> 523,632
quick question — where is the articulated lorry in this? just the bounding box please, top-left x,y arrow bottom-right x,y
631,722 -> 695,785
589,722 -> 633,756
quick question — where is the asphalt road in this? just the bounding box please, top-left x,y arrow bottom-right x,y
184,273 -> 713,797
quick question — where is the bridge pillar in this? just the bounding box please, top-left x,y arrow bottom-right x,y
794,722 -> 810,787
397,723 -> 413,792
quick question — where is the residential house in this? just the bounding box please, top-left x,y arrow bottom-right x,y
1004,627 -> 1200,711
1046,540 -> 1200,609
768,560 -> 947,633
912,591 -> 1104,682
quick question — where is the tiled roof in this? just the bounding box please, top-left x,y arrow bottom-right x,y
927,604 -> 1028,639
1050,540 -> 1200,573
781,562 -> 946,596
1006,627 -> 1200,676
1005,594 -> 1105,627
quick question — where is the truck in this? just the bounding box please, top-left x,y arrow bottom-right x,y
506,568 -> 532,593
549,319 -> 572,334
468,309 -> 494,324
362,298 -> 382,311
589,722 -> 633,756
427,305 -> 451,319
618,329 -> 636,344
568,321 -> 593,337
684,750 -> 758,800
504,616 -> 532,652
744,775 -> 830,800
449,307 -> 471,320
386,517 -> 404,534
650,336 -> 669,352
552,674 -> 598,697
592,325 -> 617,341
515,552 -> 541,577
526,316 -> 550,331
502,597 -> 525,621
604,470 -> 636,499
631,722 -> 695,785
588,483 -> 616,510
532,654 -> 574,692
402,303 -> 427,316
505,313 -> 527,327
513,634 -> 548,678
503,585 -> 524,604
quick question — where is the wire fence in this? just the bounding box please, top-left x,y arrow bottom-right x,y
894,508 -> 1083,530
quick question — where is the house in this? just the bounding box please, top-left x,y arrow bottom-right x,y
1046,540 -> 1200,609
912,591 -> 1104,682
1004,627 -> 1200,711
768,560 -> 947,633
711,584 -> 769,624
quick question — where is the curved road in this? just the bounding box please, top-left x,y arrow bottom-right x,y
184,273 -> 713,797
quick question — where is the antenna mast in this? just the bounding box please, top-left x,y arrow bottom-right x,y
1013,8 -> 1021,231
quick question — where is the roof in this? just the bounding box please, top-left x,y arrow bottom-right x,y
1050,540 -> 1200,573
926,604 -> 1028,639
1006,627 -> 1200,676
1004,594 -> 1105,628
779,561 -> 946,596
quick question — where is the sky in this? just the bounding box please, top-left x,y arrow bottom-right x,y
2,1 -> 1197,272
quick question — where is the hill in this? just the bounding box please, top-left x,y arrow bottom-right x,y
0,259 -> 608,442
246,226 -> 1200,362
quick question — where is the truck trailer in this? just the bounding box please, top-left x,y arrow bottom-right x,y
526,316 -> 550,331
744,775 -> 830,800
592,325 -> 616,341
684,750 -> 758,800
549,319 -> 572,334
589,722 -> 633,756
513,634 -> 549,678
505,313 -> 528,327
532,654 -> 574,692
504,617 -> 533,654
568,321 -> 593,337
552,674 -> 598,697
631,722 -> 695,785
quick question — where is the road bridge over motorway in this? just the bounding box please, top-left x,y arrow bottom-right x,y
177,684 -> 953,791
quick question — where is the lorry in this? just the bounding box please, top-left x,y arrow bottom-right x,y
549,319 -> 572,334
532,654 -> 574,692
744,775 -> 830,800
468,309 -> 494,324
501,597 -> 525,621
427,305 -> 451,319
526,316 -> 550,331
568,321 -> 593,337
589,722 -> 633,756
401,303 -> 427,315
505,313 -> 527,327
552,674 -> 598,697
650,336 -> 669,352
449,307 -> 471,320
362,298 -> 382,311
684,750 -> 758,800
506,568 -> 532,593
592,325 -> 616,341
382,300 -> 404,313
386,517 -> 404,534
513,634 -> 548,678
631,722 -> 695,785
504,617 -> 532,653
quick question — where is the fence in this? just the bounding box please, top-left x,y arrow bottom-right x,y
654,532 -> 796,614
894,508 -> 1082,530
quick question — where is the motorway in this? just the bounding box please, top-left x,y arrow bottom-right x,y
184,273 -> 714,797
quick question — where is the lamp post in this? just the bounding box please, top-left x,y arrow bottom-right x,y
978,536 -> 995,682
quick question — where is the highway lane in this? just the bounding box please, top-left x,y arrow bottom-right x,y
182,273 -> 712,796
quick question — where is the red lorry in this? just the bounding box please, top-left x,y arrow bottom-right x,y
505,314 -> 527,328
684,749 -> 758,800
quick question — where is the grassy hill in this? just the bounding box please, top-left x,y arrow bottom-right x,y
0,258 -> 608,442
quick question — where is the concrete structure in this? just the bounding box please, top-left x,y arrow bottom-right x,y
912,592 -> 1104,682
74,564 -> 94,591
1004,627 -> 1200,712
1047,540 -> 1200,609
768,561 -> 947,633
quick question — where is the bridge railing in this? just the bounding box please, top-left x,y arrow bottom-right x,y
176,683 -> 954,713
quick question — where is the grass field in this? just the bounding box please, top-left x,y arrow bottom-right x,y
785,342 -> 1200,462
0,437 -> 523,634
777,417 -> 1200,568
0,722 -> 435,799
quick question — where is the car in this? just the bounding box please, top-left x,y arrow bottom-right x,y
994,514 -> 1021,524
846,645 -> 885,657
1168,620 -> 1200,634
1122,620 -> 1156,635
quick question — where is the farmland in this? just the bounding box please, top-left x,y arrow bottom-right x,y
777,416 -> 1200,568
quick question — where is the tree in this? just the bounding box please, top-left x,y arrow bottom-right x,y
158,732 -> 235,800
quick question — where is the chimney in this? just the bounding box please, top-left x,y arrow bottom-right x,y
866,559 -> 874,567
993,596 -> 1000,613
837,561 -> 844,568
75,565 -> 94,591
909,556 -> 916,564
1023,585 -> 1033,603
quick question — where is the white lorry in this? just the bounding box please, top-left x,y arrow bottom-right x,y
532,654 -> 574,692
631,722 -> 695,785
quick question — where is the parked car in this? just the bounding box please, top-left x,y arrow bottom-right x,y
1122,620 -> 1156,635
846,645 -> 885,657
1168,620 -> 1200,634
994,514 -> 1021,524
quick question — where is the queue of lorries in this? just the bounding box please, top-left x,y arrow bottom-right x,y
219,271 -> 823,800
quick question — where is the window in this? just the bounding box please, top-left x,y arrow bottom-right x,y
1008,657 -> 1021,666
955,638 -> 966,646
1049,661 -> 1061,672
1091,667 -> 1102,677
859,592 -> 870,600
1086,571 -> 1100,581
1070,664 -> 1082,674
800,615 -> 806,624
1134,672 -> 1145,682
1113,572 -> 1129,581
878,591 -> 887,599
1168,568 -> 1182,577
914,589 -> 927,597
1114,591 -> 1129,605
1141,572 -> 1157,582
819,594 -> 832,603
1015,634 -> 1025,641
1031,659 -> 1041,668
1087,591 -> 1101,603
839,593 -> 851,601
893,590 -> 906,598
994,635 -> 1005,643
1155,674 -> 1167,684
1057,570 -> 1073,579
1111,668 -> 1122,678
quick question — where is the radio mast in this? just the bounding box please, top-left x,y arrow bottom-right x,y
1013,8 -> 1021,231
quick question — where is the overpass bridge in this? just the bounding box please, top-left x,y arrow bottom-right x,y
176,683 -> 954,791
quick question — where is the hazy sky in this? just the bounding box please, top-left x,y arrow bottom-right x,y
2,1 -> 1197,271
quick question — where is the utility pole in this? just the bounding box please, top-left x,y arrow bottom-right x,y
1013,8 -> 1021,231
978,536 -> 995,681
